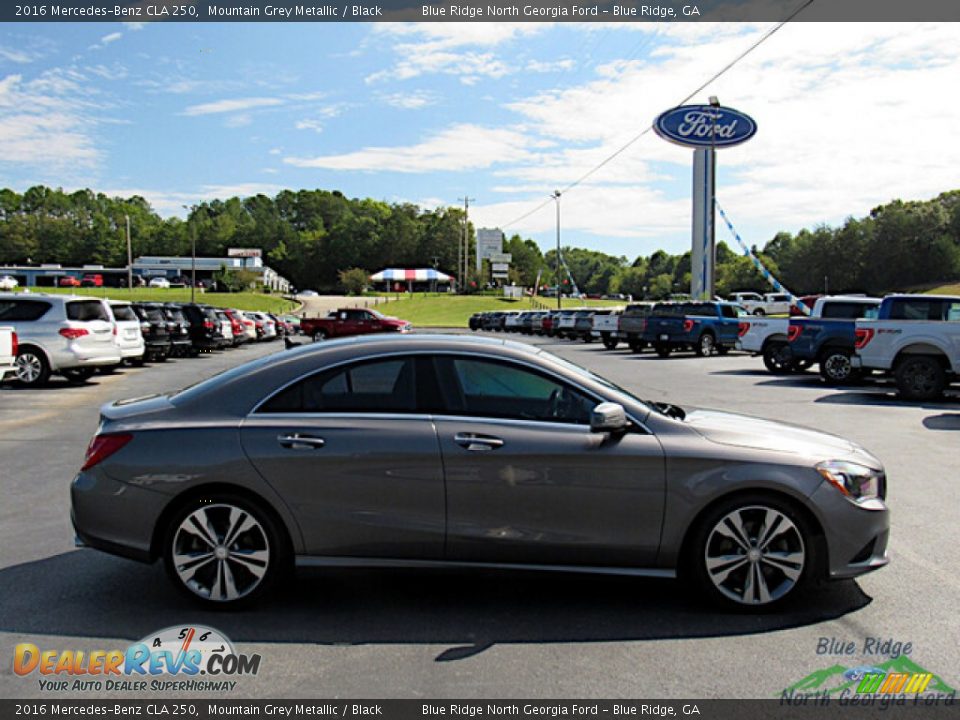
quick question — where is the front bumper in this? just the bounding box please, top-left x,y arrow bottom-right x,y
809,481 -> 890,580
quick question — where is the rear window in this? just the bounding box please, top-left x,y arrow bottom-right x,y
821,301 -> 880,319
66,300 -> 109,322
0,300 -> 52,321
111,304 -> 137,321
165,308 -> 186,322
623,305 -> 652,317
888,299 -> 945,321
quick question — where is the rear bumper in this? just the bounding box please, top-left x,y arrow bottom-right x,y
71,469 -> 169,564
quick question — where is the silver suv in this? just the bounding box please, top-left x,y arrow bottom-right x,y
0,293 -> 122,386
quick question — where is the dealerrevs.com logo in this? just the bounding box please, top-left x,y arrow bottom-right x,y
14,625 -> 261,693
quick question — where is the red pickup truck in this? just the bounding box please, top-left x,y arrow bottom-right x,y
300,308 -> 411,340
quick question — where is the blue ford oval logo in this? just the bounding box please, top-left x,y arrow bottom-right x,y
654,105 -> 757,148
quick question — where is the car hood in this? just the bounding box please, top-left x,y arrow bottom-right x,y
683,409 -> 881,468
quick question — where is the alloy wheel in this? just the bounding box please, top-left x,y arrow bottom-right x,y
698,334 -> 715,357
171,503 -> 271,603
704,505 -> 806,606
15,353 -> 43,383
822,353 -> 852,381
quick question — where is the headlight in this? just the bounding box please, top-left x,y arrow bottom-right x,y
816,460 -> 884,503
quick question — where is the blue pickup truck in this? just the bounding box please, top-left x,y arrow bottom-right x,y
786,296 -> 880,383
643,301 -> 745,357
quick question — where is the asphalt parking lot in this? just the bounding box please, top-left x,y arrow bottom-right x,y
1,332 -> 958,699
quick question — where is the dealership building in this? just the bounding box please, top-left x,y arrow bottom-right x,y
0,252 -> 291,292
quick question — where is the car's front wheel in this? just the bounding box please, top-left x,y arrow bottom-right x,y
691,496 -> 817,609
312,329 -> 327,342
163,495 -> 288,607
695,333 -> 715,357
819,349 -> 857,384
602,336 -> 618,350
762,342 -> 793,374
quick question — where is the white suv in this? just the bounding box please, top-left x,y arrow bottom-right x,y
0,293 -> 122,386
108,301 -> 146,366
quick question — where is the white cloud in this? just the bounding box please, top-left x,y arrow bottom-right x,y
472,22 -> 960,246
123,22 -> 146,31
182,96 -> 284,116
380,90 -> 436,109
0,71 -> 102,171
284,124 -> 542,173
101,184 -> 284,216
101,32 -> 123,45
0,47 -> 36,64
295,119 -> 324,133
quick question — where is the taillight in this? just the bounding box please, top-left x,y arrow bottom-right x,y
855,328 -> 875,349
81,433 -> 133,471
112,324 -> 117,336
737,322 -> 750,337
59,327 -> 89,340
140,322 -> 151,332
11,331 -> 17,356
787,325 -> 801,343
682,319 -> 695,333
203,320 -> 214,329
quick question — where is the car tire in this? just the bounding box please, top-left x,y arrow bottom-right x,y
695,333 -> 716,357
628,339 -> 646,353
128,356 -> 146,367
688,494 -> 819,610
654,343 -> 671,358
14,347 -> 51,387
602,336 -> 618,350
753,309 -> 766,316
819,349 -> 857,384
895,356 -> 946,401
163,493 -> 290,608
312,330 -> 327,342
762,342 -> 794,374
62,367 -> 96,383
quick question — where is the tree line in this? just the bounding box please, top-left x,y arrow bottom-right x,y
0,185 -> 957,297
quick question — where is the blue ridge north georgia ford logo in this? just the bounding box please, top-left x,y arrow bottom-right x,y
654,105 -> 757,149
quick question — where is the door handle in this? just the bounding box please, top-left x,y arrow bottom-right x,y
454,433 -> 504,451
278,433 -> 326,450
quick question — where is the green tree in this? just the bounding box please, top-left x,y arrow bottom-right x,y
339,267 -> 369,295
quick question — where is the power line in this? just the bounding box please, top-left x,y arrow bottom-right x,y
500,0 -> 816,230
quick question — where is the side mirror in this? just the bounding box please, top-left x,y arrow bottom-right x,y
590,402 -> 627,433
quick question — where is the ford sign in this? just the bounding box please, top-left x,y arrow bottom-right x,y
654,105 -> 757,149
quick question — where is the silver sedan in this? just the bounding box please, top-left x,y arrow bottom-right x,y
71,335 -> 889,609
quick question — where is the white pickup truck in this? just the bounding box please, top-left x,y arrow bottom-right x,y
852,294 -> 960,400
1,326 -> 16,380
727,291 -> 793,316
737,295 -> 879,374
592,308 -> 623,349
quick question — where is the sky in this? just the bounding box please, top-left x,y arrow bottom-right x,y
0,21 -> 959,260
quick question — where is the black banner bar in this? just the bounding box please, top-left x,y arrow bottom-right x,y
1,700 -> 959,720
3,0 -> 960,23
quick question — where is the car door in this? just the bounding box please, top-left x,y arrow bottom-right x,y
431,355 -> 665,568
240,355 -> 446,559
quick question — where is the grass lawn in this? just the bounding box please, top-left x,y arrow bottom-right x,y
23,287 -> 298,313
378,294 -> 624,327
928,283 -> 960,295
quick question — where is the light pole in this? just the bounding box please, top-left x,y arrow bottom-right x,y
707,95 -> 720,300
551,190 -> 562,310
182,204 -> 197,303
124,214 -> 132,292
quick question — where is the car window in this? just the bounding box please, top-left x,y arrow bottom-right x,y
821,302 -> 878,320
259,357 -> 416,414
111,305 -> 137,321
0,300 -> 52,321
888,300 -> 942,321
720,304 -> 740,319
946,302 -> 960,321
441,358 -> 594,425
66,300 -> 109,322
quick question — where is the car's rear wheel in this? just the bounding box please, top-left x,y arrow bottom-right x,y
695,333 -> 715,357
654,343 -> 671,358
819,349 -> 856,384
163,495 -> 288,607
691,496 -> 816,609
628,339 -> 646,353
895,356 -> 946,401
602,336 -> 618,350
312,329 -> 327,342
62,367 -> 96,383
14,348 -> 50,387
762,342 -> 793,374
753,308 -> 766,316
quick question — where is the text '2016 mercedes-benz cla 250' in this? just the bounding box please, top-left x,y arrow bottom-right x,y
71,335 -> 889,609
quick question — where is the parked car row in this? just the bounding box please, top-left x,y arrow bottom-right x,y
472,301 -> 748,358
0,292 -> 300,387
738,293 -> 960,400
470,293 -> 960,401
